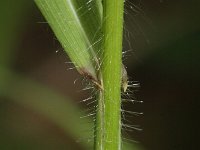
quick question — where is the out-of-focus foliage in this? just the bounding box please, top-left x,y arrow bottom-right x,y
0,0 -> 200,150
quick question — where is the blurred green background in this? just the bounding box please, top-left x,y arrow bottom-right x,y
0,0 -> 200,150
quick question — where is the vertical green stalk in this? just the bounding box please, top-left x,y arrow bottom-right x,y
95,0 -> 124,150
102,0 -> 124,149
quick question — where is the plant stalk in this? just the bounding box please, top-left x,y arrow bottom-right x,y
95,0 -> 124,150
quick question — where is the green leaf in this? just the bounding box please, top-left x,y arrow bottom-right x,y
35,0 -> 103,80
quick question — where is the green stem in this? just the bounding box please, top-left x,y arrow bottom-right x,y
95,0 -> 124,150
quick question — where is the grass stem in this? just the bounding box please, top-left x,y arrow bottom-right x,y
95,0 -> 124,150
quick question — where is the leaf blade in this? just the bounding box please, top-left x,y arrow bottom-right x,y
35,0 -> 102,79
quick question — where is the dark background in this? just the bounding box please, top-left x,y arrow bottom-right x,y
0,0 -> 200,149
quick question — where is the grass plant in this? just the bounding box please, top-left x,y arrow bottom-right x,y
35,0 -> 125,149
